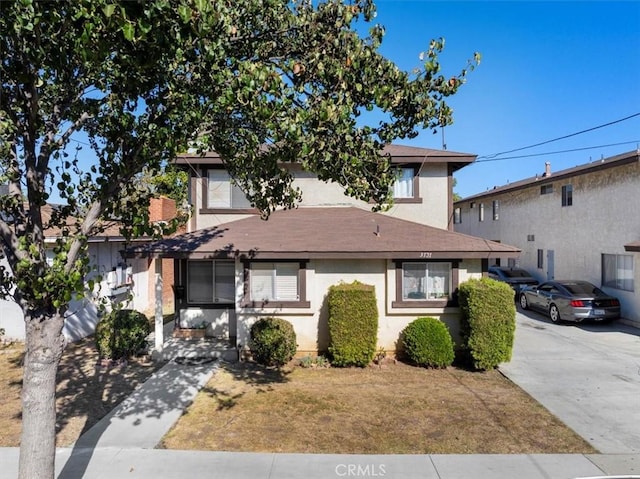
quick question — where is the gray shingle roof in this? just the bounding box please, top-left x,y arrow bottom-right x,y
124,207 -> 520,260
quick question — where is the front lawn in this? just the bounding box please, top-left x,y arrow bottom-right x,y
160,360 -> 596,454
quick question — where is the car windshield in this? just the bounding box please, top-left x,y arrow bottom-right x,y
500,269 -> 533,278
562,282 -> 603,295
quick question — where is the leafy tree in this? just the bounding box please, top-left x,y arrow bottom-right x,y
0,0 -> 478,477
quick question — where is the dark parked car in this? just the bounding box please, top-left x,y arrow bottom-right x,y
519,280 -> 621,323
488,266 -> 538,295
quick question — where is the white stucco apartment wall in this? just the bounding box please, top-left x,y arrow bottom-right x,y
230,257 -> 485,355
454,152 -> 640,325
192,163 -> 452,230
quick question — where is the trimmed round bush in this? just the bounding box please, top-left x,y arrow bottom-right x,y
401,317 -> 454,368
95,309 -> 151,360
250,317 -> 297,367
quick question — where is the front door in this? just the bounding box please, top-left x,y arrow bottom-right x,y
547,250 -> 555,281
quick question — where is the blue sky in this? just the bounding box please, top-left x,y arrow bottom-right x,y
368,1 -> 640,198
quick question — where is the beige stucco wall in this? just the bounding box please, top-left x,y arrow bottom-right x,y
455,160 -> 640,325
191,163 -> 452,230
201,257 -> 486,356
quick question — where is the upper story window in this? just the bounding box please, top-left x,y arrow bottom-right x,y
492,200 -> 499,221
453,207 -> 461,224
478,203 -> 485,222
206,169 -> 251,209
540,184 -> 553,195
561,184 -> 573,206
391,167 -> 421,203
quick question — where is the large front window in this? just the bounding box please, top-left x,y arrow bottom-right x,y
187,260 -> 235,303
402,262 -> 451,300
250,262 -> 299,301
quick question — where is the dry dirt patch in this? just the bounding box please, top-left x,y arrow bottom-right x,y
160,360 -> 596,454
0,338 -> 165,447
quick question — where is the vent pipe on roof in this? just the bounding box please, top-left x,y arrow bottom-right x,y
543,162 -> 551,177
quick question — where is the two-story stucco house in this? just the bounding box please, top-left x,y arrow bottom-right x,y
453,149 -> 640,327
126,145 -> 520,356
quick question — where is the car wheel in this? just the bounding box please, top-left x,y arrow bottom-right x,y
519,293 -> 529,310
549,304 -> 561,323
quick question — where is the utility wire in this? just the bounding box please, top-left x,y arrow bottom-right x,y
478,112 -> 640,160
475,140 -> 640,163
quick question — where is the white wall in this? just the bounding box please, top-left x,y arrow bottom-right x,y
0,241 -> 150,342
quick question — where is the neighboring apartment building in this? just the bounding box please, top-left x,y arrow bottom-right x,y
126,145 -> 521,355
453,150 -> 640,326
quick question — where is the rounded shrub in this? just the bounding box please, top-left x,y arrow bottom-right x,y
401,317 -> 454,368
250,317 -> 297,367
95,309 -> 151,360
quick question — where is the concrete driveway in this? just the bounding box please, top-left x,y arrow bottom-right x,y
500,310 -> 640,454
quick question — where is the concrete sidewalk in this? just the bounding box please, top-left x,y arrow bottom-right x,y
0,447 -> 638,479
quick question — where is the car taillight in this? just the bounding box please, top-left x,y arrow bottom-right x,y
611,299 -> 620,306
570,300 -> 585,307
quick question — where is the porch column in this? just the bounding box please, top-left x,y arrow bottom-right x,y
154,258 -> 164,351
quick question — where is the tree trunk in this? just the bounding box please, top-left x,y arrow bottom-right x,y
18,311 -> 65,479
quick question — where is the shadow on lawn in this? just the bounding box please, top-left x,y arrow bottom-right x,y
198,361 -> 292,410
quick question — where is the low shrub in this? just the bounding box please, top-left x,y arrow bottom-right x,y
401,317 -> 454,368
95,309 -> 151,360
327,281 -> 378,367
458,278 -> 516,370
250,317 -> 297,367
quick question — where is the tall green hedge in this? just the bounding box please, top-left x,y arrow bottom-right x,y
458,277 -> 516,370
327,281 -> 378,367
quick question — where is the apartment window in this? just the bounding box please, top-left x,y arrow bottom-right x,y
602,254 -> 634,292
561,184 -> 573,206
492,200 -> 499,221
187,260 -> 235,304
392,167 -> 419,201
453,207 -> 461,224
478,203 -> 485,222
206,169 -> 252,209
537,249 -> 544,269
250,262 -> 300,301
540,184 -> 553,195
402,262 -> 451,300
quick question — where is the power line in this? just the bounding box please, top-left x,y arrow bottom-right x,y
475,140 -> 640,163
478,112 -> 640,160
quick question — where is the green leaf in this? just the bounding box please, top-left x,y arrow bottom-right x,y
177,5 -> 191,23
102,4 -> 116,18
122,22 -> 135,41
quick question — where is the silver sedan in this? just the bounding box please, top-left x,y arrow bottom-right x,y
519,280 -> 621,323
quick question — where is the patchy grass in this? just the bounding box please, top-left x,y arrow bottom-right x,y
160,361 -> 596,454
0,338 -> 165,447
